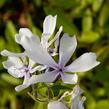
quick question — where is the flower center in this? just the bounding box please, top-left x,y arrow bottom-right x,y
56,64 -> 65,73
59,68 -> 63,72
20,65 -> 31,73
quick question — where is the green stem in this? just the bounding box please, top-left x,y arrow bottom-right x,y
32,84 -> 36,97
27,92 -> 48,102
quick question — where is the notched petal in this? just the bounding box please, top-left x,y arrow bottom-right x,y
43,15 -> 57,37
59,34 -> 77,67
66,52 -> 100,72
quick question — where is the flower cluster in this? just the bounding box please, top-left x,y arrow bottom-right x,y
1,15 -> 100,108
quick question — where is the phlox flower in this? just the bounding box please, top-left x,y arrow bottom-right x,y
48,85 -> 86,109
1,15 -> 100,91
24,33 -> 100,85
1,15 -> 62,91
1,50 -> 45,91
14,15 -> 99,85
16,15 -> 62,56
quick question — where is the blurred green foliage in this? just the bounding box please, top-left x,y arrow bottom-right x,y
0,0 -> 109,109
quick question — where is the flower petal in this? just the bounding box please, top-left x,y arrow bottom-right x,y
23,72 -> 30,85
48,26 -> 63,48
26,47 -> 57,69
15,28 -> 40,51
72,85 -> 84,98
78,96 -> 86,109
15,28 -> 57,68
54,26 -> 63,50
3,57 -> 23,69
71,85 -> 86,109
29,70 -> 59,85
15,84 -> 29,92
16,33 -> 40,51
8,66 -> 25,78
1,49 -> 25,57
59,34 -> 77,67
61,73 -> 78,84
65,53 -> 100,72
2,56 -> 24,78
41,15 -> 57,49
15,73 -> 30,91
2,61 -> 13,69
47,26 -> 63,56
43,15 -> 57,39
15,28 -> 33,43
19,28 -> 33,36
48,101 -> 68,109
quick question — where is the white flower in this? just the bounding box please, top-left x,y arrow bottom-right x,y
1,15 -> 100,90
15,15 -> 62,56
41,15 -> 63,56
15,28 -> 57,68
41,15 -> 57,49
28,33 -> 100,85
48,85 -> 86,109
1,15 -> 62,92
71,85 -> 86,109
14,15 -> 63,68
1,50 -> 45,91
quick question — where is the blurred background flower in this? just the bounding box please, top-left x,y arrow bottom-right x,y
0,0 -> 109,109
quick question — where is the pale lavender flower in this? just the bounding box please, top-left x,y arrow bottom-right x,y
1,15 -> 100,90
15,15 -> 62,56
41,15 -> 63,56
15,28 -> 57,68
41,15 -> 57,49
1,15 -> 62,91
48,85 -> 86,109
28,33 -> 100,85
71,85 -> 86,109
14,15 -> 62,69
1,50 -> 45,91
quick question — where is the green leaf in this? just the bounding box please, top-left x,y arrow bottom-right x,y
34,102 -> 47,109
94,88 -> 105,97
1,73 -> 21,85
0,0 -> 7,7
51,84 -> 72,97
96,100 -> 109,109
52,0 -> 80,9
34,0 -> 42,7
99,3 -> 109,26
5,21 -> 17,39
0,37 -> 6,51
1,91 -> 17,109
93,68 -> 109,83
85,90 -> 96,109
80,31 -> 100,43
82,13 -> 93,32
85,0 -> 95,4
92,0 -> 104,12
5,21 -> 21,52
